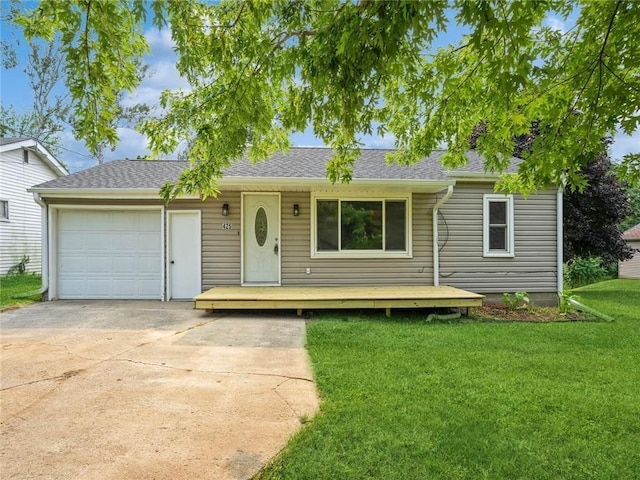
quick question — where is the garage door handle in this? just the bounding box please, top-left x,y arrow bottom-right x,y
170,260 -> 175,264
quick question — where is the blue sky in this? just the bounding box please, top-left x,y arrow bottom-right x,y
1,3 -> 638,173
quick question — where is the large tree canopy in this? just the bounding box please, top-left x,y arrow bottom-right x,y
13,0 -> 640,199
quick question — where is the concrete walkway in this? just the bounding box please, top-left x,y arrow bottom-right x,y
0,301 -> 318,480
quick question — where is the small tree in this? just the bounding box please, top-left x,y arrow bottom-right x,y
0,39 -> 69,155
564,149 -> 634,263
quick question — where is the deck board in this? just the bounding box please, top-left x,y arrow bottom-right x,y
194,285 -> 484,315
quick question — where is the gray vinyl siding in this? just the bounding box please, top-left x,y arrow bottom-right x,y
43,184 -> 558,294
280,192 -> 434,286
201,193 -> 240,288
437,183 -> 558,293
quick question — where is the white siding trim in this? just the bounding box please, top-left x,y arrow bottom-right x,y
557,188 -> 563,293
433,186 -> 454,286
483,194 -> 515,258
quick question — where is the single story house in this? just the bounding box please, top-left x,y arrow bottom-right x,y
29,148 -> 563,305
1,137 -> 69,274
619,223 -> 640,279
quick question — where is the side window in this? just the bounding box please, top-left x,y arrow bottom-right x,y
0,200 -> 9,221
483,194 -> 514,257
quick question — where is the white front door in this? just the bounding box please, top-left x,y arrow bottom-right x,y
168,210 -> 201,299
243,194 -> 280,284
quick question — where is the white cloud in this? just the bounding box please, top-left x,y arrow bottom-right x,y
611,130 -> 640,161
145,27 -> 176,57
143,61 -> 191,91
544,16 -> 568,34
363,132 -> 396,149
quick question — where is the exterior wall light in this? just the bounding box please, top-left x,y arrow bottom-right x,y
222,203 -> 229,216
293,204 -> 300,216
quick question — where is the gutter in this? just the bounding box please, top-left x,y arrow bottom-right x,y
557,187 -> 564,295
433,185 -> 454,286
32,193 -> 49,297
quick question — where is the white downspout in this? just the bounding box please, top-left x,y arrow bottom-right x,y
33,193 -> 49,296
433,185 -> 454,287
557,187 -> 564,295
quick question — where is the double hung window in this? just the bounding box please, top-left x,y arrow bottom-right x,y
483,194 -> 514,257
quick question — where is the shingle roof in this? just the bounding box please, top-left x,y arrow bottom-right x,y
224,148 -> 447,180
623,223 -> 640,240
34,159 -> 188,189
32,147 -> 520,190
1,137 -> 33,146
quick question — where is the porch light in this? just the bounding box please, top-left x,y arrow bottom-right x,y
293,204 -> 300,216
222,203 -> 229,216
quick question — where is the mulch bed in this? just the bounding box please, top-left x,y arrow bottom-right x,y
472,304 -> 586,322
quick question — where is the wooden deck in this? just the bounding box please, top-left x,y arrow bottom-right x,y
194,285 -> 484,316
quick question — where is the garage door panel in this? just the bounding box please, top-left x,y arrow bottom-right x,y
138,257 -> 162,274
87,256 -> 111,273
140,231 -> 161,247
57,210 -> 162,299
59,255 -> 87,273
83,232 -> 110,250
138,279 -> 160,297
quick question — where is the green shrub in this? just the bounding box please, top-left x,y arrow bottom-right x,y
502,291 -> 530,310
564,256 -> 615,288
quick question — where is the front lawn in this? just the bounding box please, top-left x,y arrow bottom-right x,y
258,279 -> 640,479
0,274 -> 42,311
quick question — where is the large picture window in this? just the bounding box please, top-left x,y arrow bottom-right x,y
483,194 -> 514,257
313,196 -> 410,257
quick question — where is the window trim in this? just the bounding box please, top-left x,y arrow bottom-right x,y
310,193 -> 412,259
0,199 -> 9,221
483,194 -> 515,257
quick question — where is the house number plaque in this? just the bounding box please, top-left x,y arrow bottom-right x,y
222,223 -> 233,229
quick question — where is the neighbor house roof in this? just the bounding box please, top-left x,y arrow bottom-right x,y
30,147 -> 522,197
0,137 -> 69,176
0,137 -> 32,146
623,224 -> 640,240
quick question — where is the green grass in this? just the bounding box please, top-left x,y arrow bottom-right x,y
258,279 -> 640,479
0,274 -> 42,311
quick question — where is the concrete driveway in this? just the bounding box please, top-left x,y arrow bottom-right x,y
0,301 -> 318,480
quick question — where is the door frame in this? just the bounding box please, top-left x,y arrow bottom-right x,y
167,209 -> 202,300
48,205 -> 165,301
241,192 -> 281,286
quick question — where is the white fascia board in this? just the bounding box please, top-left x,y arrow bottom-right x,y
447,172 -> 502,182
28,180 -> 454,198
26,188 -> 200,200
219,176 -> 454,192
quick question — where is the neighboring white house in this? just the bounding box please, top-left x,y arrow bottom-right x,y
0,138 -> 69,274
619,223 -> 640,280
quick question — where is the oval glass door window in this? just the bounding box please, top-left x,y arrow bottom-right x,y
255,207 -> 268,246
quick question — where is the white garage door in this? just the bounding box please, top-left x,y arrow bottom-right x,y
57,209 -> 162,299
